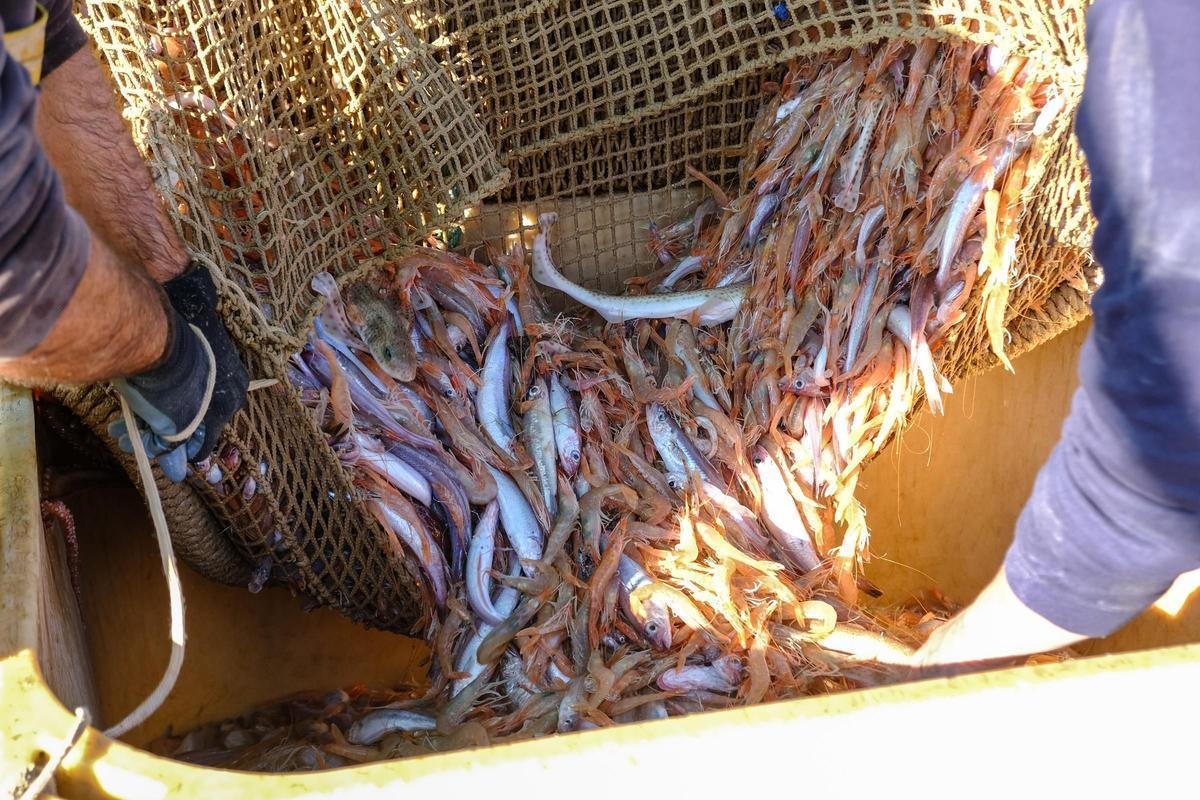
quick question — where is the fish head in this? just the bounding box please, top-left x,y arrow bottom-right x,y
373,338 -> 418,382
411,286 -> 434,310
750,445 -> 776,478
640,610 -> 673,650
311,271 -> 338,299
780,368 -> 823,397
560,443 -> 582,476
600,631 -> 628,650
424,368 -> 460,402
713,655 -> 744,685
446,323 -> 469,352
527,378 -> 549,404
645,403 -> 673,437
629,590 -> 673,650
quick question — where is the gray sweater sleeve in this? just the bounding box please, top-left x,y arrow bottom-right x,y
0,8 -> 90,357
1003,0 -> 1200,637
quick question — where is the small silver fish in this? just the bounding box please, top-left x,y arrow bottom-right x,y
534,214 -> 746,326
549,373 -> 582,476
485,464 -> 544,574
615,551 -> 672,650
646,403 -> 723,488
466,501 -> 504,624
478,323 -> 518,454
750,445 -> 821,572
347,709 -> 437,744
524,378 -> 559,520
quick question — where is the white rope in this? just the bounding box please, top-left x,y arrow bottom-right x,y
161,324 -> 215,445
103,375 -> 276,739
104,394 -> 187,738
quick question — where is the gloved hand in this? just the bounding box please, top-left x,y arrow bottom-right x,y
161,264 -> 249,458
109,265 -> 248,480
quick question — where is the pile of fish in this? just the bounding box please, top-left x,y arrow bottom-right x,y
152,589 -> 979,770
609,38 -> 1061,599
162,39 -> 1067,769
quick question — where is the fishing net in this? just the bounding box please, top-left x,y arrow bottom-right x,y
57,0 -> 1094,630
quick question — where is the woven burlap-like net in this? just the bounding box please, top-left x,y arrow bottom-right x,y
62,0 -> 1094,631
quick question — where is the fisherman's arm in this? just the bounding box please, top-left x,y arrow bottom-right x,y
35,20 -> 190,283
0,12 -> 168,382
0,20 -> 246,474
915,0 -> 1200,667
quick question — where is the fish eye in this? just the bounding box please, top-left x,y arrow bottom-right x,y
383,347 -> 395,360
529,385 -> 540,397
443,388 -> 456,398
570,449 -> 580,460
645,622 -> 658,633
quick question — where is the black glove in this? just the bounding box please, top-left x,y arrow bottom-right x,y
161,264 -> 249,459
108,266 -> 248,478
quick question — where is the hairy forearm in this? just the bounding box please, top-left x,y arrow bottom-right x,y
35,47 -> 188,283
0,237 -> 168,385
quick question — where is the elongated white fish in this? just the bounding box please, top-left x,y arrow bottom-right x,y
466,501 -> 504,624
478,322 -> 518,453
523,378 -> 559,519
533,214 -> 747,326
348,709 -> 437,744
548,373 -> 582,476
366,495 -> 449,607
485,464 -> 544,574
454,563 -> 521,696
751,445 -> 822,573
352,432 -> 432,507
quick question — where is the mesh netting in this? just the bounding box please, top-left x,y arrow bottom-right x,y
182,372 -> 429,631
62,0 -> 1094,631
83,0 -> 508,357
48,383 -> 251,587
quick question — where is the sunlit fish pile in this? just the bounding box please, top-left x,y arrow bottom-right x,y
162,38 -> 1064,769
614,38 -> 1061,600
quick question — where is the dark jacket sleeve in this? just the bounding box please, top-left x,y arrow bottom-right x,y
0,13 -> 90,357
40,0 -> 88,77
1003,0 -> 1200,637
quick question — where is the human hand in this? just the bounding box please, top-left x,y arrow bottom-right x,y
109,272 -> 247,480
906,567 -> 1086,676
160,264 -> 249,458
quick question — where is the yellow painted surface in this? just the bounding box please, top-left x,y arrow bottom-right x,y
68,486 -> 429,747
859,323 -> 1089,606
5,640 -> 1200,798
2,3 -> 47,84
860,321 -> 1200,654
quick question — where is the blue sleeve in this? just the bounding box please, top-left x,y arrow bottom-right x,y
1003,0 -> 1200,637
0,12 -> 90,357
